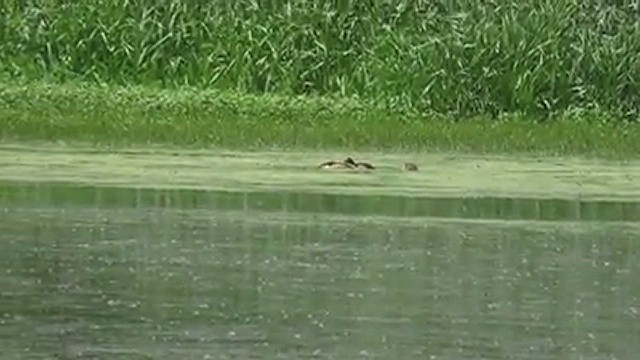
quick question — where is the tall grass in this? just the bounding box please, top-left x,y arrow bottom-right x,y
1,0 -> 640,118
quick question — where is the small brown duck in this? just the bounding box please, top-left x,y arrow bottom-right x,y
403,162 -> 419,171
318,157 -> 375,171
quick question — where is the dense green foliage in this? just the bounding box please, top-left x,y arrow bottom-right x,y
1,0 -> 640,118
1,83 -> 637,156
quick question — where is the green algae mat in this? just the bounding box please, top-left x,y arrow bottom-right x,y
1,143 -> 638,201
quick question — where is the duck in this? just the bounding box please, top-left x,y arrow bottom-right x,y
403,162 -> 419,171
318,157 -> 375,171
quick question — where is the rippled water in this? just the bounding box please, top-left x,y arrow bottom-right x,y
1,183 -> 639,360
1,144 -> 639,359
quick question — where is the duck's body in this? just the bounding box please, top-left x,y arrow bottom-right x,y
318,157 -> 375,171
403,162 -> 419,171
318,159 -> 355,170
355,161 -> 375,170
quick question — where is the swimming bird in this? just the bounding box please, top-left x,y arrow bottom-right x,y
318,157 -> 357,170
354,159 -> 375,170
403,162 -> 419,171
318,157 -> 375,171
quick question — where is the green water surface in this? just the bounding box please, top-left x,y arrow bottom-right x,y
0,144 -> 639,359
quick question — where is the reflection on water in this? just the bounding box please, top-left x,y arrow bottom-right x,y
3,183 -> 640,222
1,183 -> 639,359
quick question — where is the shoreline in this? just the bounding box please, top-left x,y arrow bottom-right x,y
1,82 -> 639,159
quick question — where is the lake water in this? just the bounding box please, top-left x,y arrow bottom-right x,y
1,144 -> 639,359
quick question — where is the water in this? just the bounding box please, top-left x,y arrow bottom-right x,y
1,144 -> 640,359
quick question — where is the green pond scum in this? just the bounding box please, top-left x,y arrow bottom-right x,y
1,143 -> 639,201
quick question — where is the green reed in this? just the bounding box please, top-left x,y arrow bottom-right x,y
1,0 -> 640,118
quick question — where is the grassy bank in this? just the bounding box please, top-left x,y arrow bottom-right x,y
1,1 -> 640,118
1,82 -> 638,157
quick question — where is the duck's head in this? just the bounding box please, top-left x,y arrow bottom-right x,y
344,157 -> 357,165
